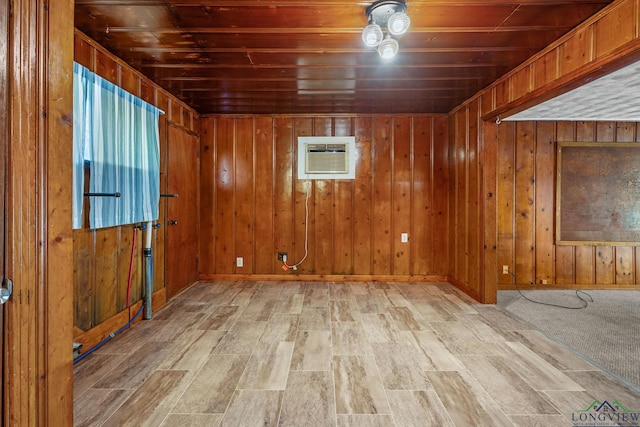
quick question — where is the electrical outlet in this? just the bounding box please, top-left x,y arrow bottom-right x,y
502,265 -> 509,274
277,252 -> 287,261
236,257 -> 243,267
401,233 -> 408,243
541,279 -> 548,285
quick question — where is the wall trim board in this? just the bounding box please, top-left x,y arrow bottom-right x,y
73,288 -> 167,354
202,113 -> 449,119
199,274 -> 449,283
446,276 -> 483,302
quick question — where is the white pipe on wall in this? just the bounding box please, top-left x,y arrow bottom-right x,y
144,220 -> 153,319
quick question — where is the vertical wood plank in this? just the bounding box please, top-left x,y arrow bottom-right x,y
94,49 -> 118,84
392,116 -> 412,275
534,122 -> 555,285
312,117 -> 334,274
412,117 -> 433,275
559,26 -> 593,76
481,119 -> 498,302
167,98 -> 179,127
94,229 -> 119,323
615,122 -> 636,142
432,116 -> 449,276
614,122 -> 636,284
454,110 -> 467,283
595,0 -> 636,57
467,101 -> 480,292
235,117 -> 255,273
46,1 -> 75,423
214,117 -> 235,274
497,122 -> 515,287
294,117 -> 314,273
615,246 -> 634,285
594,122 -> 615,284
595,121 -> 616,141
575,121 -> 596,141
73,32 -> 94,69
514,122 -> 535,285
273,117 -> 295,274
353,117 -> 373,275
254,117 -> 275,273
117,226 -> 135,309
119,66 -> 138,95
140,80 -> 154,106
199,117 -> 216,274
554,122 -> 576,285
73,229 -> 95,330
372,116 -> 393,274
333,117 -> 354,275
574,121 -> 595,285
571,254 -> 596,283
596,247 -> 615,284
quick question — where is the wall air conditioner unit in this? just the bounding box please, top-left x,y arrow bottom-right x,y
297,136 -> 356,180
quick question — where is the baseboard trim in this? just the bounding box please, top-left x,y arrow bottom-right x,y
446,276 -> 482,302
73,288 -> 167,356
198,273 -> 449,282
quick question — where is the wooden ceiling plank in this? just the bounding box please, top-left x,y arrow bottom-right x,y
74,0 -> 615,115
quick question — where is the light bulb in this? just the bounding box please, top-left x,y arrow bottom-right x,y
377,37 -> 399,60
387,11 -> 410,36
362,24 -> 383,47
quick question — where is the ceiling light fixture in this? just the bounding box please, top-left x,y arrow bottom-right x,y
362,0 -> 410,60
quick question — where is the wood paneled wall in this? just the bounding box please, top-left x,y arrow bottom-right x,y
72,31 -> 199,340
449,96 -> 640,297
496,120 -> 640,289
447,0 -> 640,302
199,115 -> 449,279
447,100 -> 496,301
481,0 -> 640,121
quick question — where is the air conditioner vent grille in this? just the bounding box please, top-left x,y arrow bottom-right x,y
297,136 -> 356,180
306,144 -> 348,174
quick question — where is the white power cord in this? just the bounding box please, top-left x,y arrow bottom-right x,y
282,181 -> 310,271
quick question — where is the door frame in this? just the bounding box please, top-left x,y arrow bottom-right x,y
4,1 -> 75,425
0,0 -> 8,423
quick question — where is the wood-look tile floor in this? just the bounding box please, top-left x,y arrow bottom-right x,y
74,281 -> 640,426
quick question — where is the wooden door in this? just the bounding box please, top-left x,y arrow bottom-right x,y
166,125 -> 199,298
0,1 -> 8,423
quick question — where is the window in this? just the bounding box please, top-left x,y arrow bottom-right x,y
73,62 -> 162,229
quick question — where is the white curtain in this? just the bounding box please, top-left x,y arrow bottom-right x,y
73,62 -> 162,229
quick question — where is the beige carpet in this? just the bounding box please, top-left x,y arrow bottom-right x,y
499,289 -> 640,391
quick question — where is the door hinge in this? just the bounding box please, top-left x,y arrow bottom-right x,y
0,277 -> 13,304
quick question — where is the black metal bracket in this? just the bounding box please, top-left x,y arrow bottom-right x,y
84,192 -> 121,197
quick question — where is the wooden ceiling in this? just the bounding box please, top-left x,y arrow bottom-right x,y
74,0 -> 615,115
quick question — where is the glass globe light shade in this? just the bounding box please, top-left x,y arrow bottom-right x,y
387,11 -> 410,36
362,23 -> 384,47
377,37 -> 399,59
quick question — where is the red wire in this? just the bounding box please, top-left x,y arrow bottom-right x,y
126,227 -> 137,309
